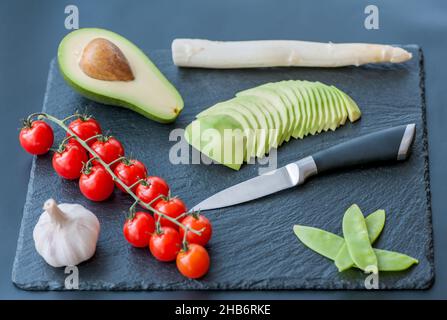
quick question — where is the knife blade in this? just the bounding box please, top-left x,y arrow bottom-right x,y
191,162 -> 302,212
191,123 -> 416,212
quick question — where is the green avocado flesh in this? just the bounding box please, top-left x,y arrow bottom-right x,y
186,80 -> 361,170
58,28 -> 183,123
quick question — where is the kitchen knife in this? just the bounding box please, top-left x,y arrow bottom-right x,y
191,123 -> 416,212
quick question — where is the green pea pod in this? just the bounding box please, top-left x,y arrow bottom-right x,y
335,209 -> 385,271
293,222 -> 418,272
374,249 -> 419,271
342,204 -> 377,271
293,225 -> 344,260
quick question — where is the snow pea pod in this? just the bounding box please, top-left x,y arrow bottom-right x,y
293,225 -> 344,260
342,204 -> 377,271
293,219 -> 418,272
335,209 -> 385,271
374,249 -> 418,271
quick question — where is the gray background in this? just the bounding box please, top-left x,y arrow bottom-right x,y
0,0 -> 445,299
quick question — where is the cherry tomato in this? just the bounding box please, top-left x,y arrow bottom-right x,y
19,120 -> 54,155
79,165 -> 114,201
67,116 -> 102,146
149,227 -> 181,262
179,214 -> 212,246
135,176 -> 169,207
52,143 -> 88,180
123,211 -> 155,247
153,198 -> 187,230
176,244 -> 210,279
113,159 -> 147,193
90,136 -> 125,169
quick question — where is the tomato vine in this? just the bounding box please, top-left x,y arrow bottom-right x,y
25,112 -> 202,238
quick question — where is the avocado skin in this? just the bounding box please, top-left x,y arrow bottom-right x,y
57,64 -> 180,124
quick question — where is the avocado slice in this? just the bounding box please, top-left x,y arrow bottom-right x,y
264,82 -> 298,141
272,81 -> 302,139
236,93 -> 283,149
185,115 -> 245,170
200,94 -> 280,151
197,99 -> 260,160
332,86 -> 361,122
304,81 -> 324,135
230,97 -> 271,157
313,84 -> 329,132
58,28 -> 183,123
237,86 -> 289,145
322,85 -> 345,130
314,82 -> 337,132
317,85 -> 338,131
291,82 -> 314,137
240,95 -> 279,152
185,80 -> 360,170
306,82 -> 326,133
283,80 -> 307,139
196,103 -> 255,162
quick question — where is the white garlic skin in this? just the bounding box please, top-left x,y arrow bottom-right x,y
33,199 -> 100,268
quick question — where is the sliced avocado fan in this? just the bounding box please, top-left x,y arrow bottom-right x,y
58,28 -> 183,123
185,80 -> 361,170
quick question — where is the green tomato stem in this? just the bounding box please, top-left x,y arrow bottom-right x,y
83,134 -> 103,143
107,156 -> 126,168
59,135 -> 75,146
61,113 -> 80,123
38,112 -> 202,236
128,178 -> 146,190
182,227 -> 189,252
147,194 -> 163,206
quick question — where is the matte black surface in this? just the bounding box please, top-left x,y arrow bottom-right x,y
313,124 -> 408,173
12,46 -> 432,290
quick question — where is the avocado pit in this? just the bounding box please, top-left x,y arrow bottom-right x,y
79,38 -> 135,81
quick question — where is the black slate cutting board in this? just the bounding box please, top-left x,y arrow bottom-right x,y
12,47 -> 433,290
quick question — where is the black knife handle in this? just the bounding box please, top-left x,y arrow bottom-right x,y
312,124 -> 416,174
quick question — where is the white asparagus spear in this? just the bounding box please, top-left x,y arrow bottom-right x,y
172,39 -> 412,69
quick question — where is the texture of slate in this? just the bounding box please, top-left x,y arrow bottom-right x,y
12,46 -> 433,290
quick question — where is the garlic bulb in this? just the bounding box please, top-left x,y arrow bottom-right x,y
33,199 -> 100,267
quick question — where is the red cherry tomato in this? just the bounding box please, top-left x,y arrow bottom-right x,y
149,227 -> 182,262
113,159 -> 147,193
176,244 -> 210,279
19,120 -> 54,155
52,143 -> 88,180
79,165 -> 114,201
179,214 -> 212,246
90,136 -> 125,169
67,117 -> 102,146
153,198 -> 187,230
123,211 -> 155,247
135,176 -> 169,207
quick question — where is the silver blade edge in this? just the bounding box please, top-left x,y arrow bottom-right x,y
190,162 -> 302,212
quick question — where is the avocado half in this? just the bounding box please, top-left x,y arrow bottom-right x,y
58,28 -> 183,123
